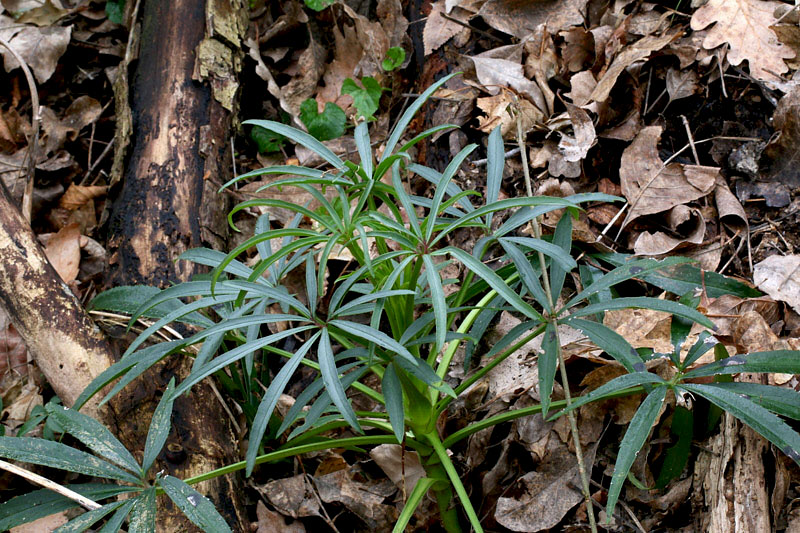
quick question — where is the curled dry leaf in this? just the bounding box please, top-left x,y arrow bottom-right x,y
43,222 -> 81,284
255,501 -> 305,533
477,0 -> 587,39
0,17 -> 71,83
690,0 -> 795,83
759,86 -> 800,187
620,126 -> 718,227
753,254 -> 800,315
471,54 -> 547,113
477,92 -> 543,137
665,67 -> 700,104
369,444 -> 426,493
633,205 -> 706,256
557,104 -> 595,162
314,466 -> 398,530
58,183 -> 107,210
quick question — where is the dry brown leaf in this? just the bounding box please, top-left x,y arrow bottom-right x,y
619,126 -> 718,226
314,466 -> 397,530
633,205 -> 706,255
558,104 -> 595,162
471,54 -> 546,112
262,475 -> 321,519
255,501 -> 305,533
16,0 -> 66,27
278,35 -> 326,122
316,22 -> 363,107
59,184 -> 107,210
423,1 -> 467,56
665,67 -> 700,103
477,0 -> 587,39
495,439 -> 598,532
759,86 -> 800,187
62,96 -> 103,139
591,30 -> 680,103
714,176 -> 747,227
566,70 -> 597,108
476,92 -> 543,137
0,18 -> 71,83
604,306 -> 673,354
10,512 -> 68,532
369,444 -> 426,493
753,254 -> 800,315
690,0 -> 794,83
43,222 -> 81,283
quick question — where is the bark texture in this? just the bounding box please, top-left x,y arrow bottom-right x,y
104,0 -> 248,530
0,182 -> 114,417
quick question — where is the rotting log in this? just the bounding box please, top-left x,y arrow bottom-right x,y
104,0 -> 249,531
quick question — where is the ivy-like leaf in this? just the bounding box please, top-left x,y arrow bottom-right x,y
342,77 -> 385,120
382,46 -> 406,71
299,99 -> 346,141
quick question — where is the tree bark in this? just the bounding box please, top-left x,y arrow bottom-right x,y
104,0 -> 248,530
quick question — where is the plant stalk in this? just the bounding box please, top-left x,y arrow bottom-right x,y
513,99 -> 598,533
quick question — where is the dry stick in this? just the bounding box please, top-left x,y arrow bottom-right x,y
512,98 -> 598,533
0,37 -> 40,222
680,116 -> 700,165
0,459 -> 102,511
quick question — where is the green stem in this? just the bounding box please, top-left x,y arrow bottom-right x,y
427,432 -> 483,533
425,460 -> 462,533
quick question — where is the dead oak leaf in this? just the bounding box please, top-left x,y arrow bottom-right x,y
423,1 -> 467,56
0,19 -> 71,83
690,0 -> 794,82
619,126 -> 718,227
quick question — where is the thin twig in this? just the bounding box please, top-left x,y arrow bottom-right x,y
680,116 -> 699,165
0,459 -> 102,511
440,12 -> 505,44
512,98 -> 598,533
471,147 -> 520,167
0,37 -> 40,222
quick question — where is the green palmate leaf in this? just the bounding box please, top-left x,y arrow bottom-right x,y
597,253 -> 761,298
702,382 -> 800,419
423,254 -> 448,355
304,0 -> 335,10
243,119 -> 346,170
128,487 -> 156,533
299,99 -> 346,141
569,297 -> 714,329
142,378 -> 176,473
342,77 -> 384,120
683,350 -> 800,379
159,476 -> 232,532
0,437 -> 140,484
382,363 -> 405,442
607,386 -> 667,520
565,318 -> 645,373
44,405 -> 140,476
393,478 -> 438,533
382,46 -> 405,71
539,321 -> 559,417
382,72 -> 459,160
96,499 -> 136,533
0,484 -> 135,531
549,213 -> 573,298
53,500 -> 127,533
563,257 -> 693,310
250,124 -> 285,153
319,329 -> 362,432
443,247 -> 544,322
551,372 -> 664,418
246,332 -> 320,475
681,383 -> 800,467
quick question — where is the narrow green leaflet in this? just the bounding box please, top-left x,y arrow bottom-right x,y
0,484 -> 135,531
96,499 -> 136,533
319,329 -> 361,432
498,240 -> 548,309
500,236 -> 576,272
702,382 -> 800,419
246,333 -> 320,475
563,257 -> 692,310
444,247 -> 544,322
299,99 -> 346,141
548,214 -> 573,298
328,320 -> 415,364
655,406 -> 693,489
550,373 -> 664,419
569,297 -> 714,329
423,254 -> 448,354
159,475 -> 232,533
354,121 -> 373,177
539,321 -> 559,417
485,126 -> 503,227
127,487 -> 156,533
607,386 -> 667,520
142,378 -> 176,473
682,383 -> 800,466
382,363 -> 405,442
242,119 -> 346,170
565,318 -> 644,373
0,437 -> 140,484
53,500 -> 127,533
683,350 -> 800,379
44,404 -> 140,476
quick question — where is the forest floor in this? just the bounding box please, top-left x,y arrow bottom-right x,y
2,0 -> 800,531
